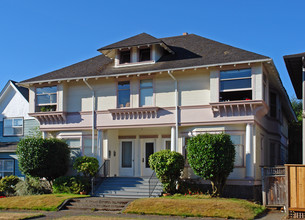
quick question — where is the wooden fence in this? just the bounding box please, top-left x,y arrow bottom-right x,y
285,164 -> 305,218
261,166 -> 286,207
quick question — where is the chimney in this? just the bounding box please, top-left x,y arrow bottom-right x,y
183,32 -> 188,36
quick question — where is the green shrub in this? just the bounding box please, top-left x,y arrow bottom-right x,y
187,133 -> 235,197
149,150 -> 184,194
16,137 -> 70,185
73,156 -> 99,178
15,177 -> 51,196
52,176 -> 90,194
0,175 -> 20,196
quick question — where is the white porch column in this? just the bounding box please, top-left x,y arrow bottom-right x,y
171,126 -> 176,151
246,123 -> 254,178
104,130 -> 109,160
97,130 -> 103,165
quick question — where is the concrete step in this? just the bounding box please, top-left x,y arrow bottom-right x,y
63,197 -> 133,213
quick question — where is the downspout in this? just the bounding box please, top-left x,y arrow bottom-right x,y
83,78 -> 95,155
167,70 -> 179,151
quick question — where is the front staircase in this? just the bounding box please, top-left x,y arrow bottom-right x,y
94,177 -> 163,198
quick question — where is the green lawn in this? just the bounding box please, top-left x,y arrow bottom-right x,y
0,212 -> 44,220
124,194 -> 265,220
0,194 -> 89,211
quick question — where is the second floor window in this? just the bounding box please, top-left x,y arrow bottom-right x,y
3,118 -> 23,136
140,79 -> 153,106
118,81 -> 130,108
36,86 -> 57,112
220,69 -> 252,102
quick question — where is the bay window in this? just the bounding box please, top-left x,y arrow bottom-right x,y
0,159 -> 14,177
36,86 -> 57,112
140,79 -> 153,106
3,118 -> 23,136
220,69 -> 252,101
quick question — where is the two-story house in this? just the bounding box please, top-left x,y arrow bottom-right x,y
0,80 -> 39,178
19,33 -> 295,198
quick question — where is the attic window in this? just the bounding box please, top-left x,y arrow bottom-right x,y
139,48 -> 151,62
119,50 -> 131,64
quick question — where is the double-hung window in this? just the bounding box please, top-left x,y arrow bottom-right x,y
118,81 -> 130,108
119,50 -> 131,64
0,159 -> 14,177
140,79 -> 153,106
3,118 -> 23,136
36,86 -> 57,112
220,69 -> 252,101
230,135 -> 244,167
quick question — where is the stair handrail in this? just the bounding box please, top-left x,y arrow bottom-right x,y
91,159 -> 110,195
148,170 -> 159,197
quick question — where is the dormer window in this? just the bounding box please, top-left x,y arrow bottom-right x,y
119,50 -> 131,64
139,48 -> 151,62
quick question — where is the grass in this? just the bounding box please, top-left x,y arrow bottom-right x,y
0,194 -> 89,211
124,194 -> 266,220
58,217 -> 142,220
0,212 -> 44,220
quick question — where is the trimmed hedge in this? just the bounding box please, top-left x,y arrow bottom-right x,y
52,176 -> 90,194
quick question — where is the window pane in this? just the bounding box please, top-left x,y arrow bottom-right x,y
165,140 -> 171,150
66,139 -> 81,148
4,172 -> 13,177
220,69 -> 251,80
13,127 -> 22,135
36,86 -> 57,95
140,88 -> 153,106
118,90 -> 130,107
145,143 -> 154,168
4,119 -> 12,128
118,81 -> 130,90
120,51 -> 131,64
0,161 -> 3,170
140,79 -> 153,88
122,142 -> 132,168
4,160 -> 13,171
231,135 -> 242,145
13,119 -> 23,127
235,145 -> 244,166
139,48 -> 151,62
220,78 -> 251,90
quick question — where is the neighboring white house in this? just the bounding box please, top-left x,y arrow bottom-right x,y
19,33 -> 296,198
0,80 -> 39,178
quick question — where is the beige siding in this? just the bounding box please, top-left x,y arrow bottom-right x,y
66,82 -> 92,112
178,70 -> 210,106
252,64 -> 263,100
96,79 -> 116,110
155,75 -> 175,107
210,70 -> 220,102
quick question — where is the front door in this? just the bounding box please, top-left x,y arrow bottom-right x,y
119,141 -> 134,176
142,140 -> 155,177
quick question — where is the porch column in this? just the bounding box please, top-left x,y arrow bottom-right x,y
246,123 -> 254,178
97,130 -> 103,165
171,126 -> 176,151
42,131 -> 47,139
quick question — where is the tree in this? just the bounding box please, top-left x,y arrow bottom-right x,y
187,133 -> 235,197
289,97 -> 303,163
16,137 -> 70,186
149,150 -> 184,194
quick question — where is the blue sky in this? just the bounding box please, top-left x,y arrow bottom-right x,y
0,0 -> 304,98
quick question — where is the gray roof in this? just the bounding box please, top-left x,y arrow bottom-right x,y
0,142 -> 18,152
98,33 -> 163,51
284,52 -> 305,99
21,33 -> 270,84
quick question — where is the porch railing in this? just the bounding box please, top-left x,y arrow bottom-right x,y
91,159 -> 110,195
148,171 -> 160,197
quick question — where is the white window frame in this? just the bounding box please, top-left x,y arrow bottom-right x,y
0,159 -> 14,177
3,117 -> 24,137
140,79 -> 154,107
219,69 -> 252,101
36,86 -> 57,112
